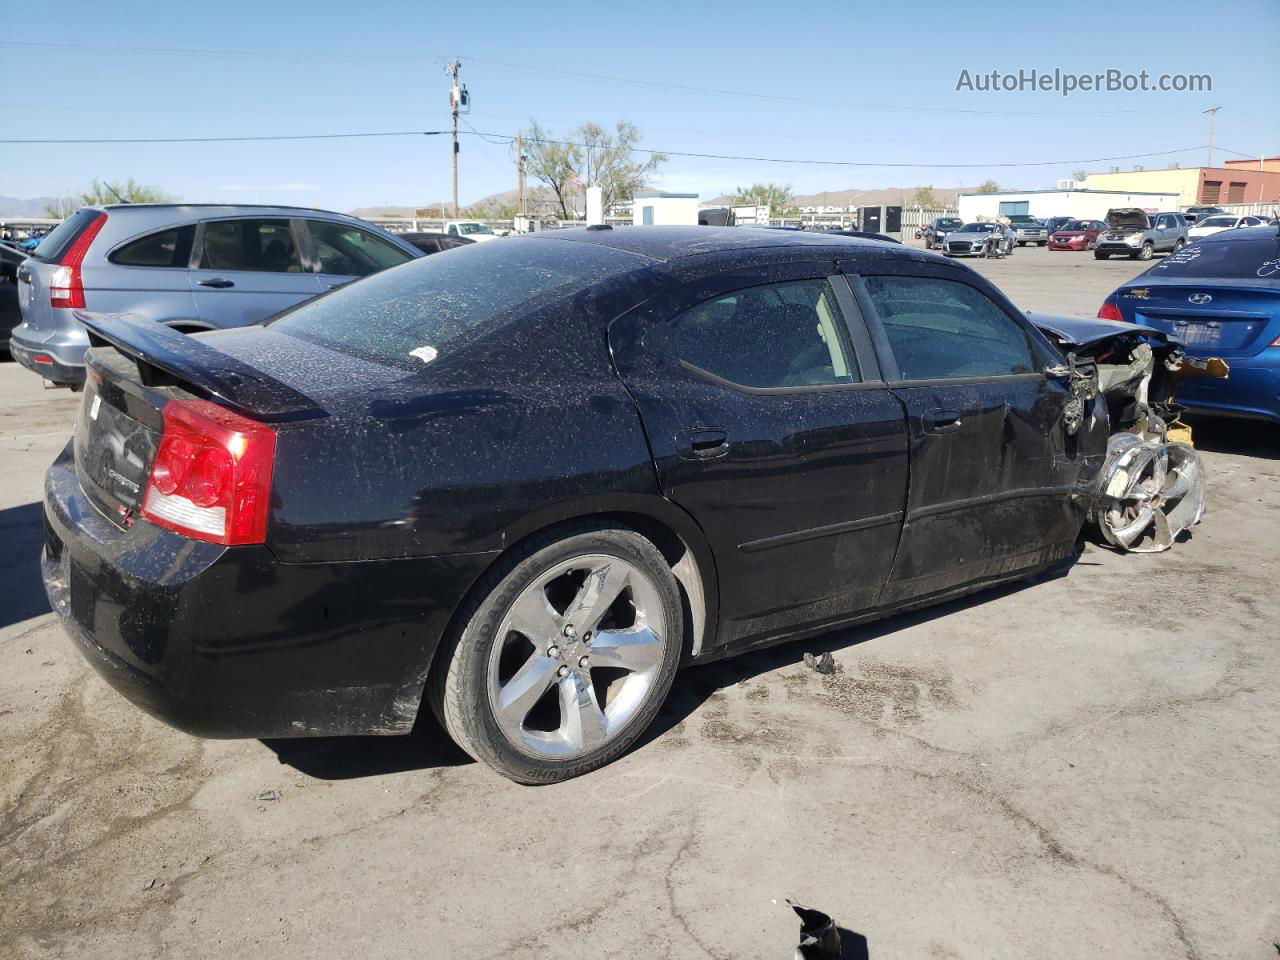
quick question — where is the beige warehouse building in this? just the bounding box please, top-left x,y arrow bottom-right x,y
1084,165 -> 1280,207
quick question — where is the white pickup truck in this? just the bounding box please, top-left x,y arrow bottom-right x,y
443,220 -> 498,242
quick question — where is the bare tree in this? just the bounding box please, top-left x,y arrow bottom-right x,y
524,121 -> 666,219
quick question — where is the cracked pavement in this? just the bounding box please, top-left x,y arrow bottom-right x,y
2,247 -> 1278,959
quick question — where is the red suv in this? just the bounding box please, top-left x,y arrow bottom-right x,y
1048,220 -> 1105,251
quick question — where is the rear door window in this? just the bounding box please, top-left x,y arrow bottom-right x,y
863,275 -> 1038,381
306,220 -> 413,277
198,219 -> 302,273
646,279 -> 859,389
109,225 -> 196,267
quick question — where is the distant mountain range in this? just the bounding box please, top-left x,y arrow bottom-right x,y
706,186 -> 975,209
3,182 -> 977,222
0,196 -> 59,218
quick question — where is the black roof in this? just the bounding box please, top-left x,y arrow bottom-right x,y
523,225 -> 934,264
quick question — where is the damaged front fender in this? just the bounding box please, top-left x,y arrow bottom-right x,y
1030,311 -> 1226,553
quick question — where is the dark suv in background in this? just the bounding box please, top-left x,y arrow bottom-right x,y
11,204 -> 422,386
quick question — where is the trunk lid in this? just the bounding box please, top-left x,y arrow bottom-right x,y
15,257 -> 62,337
75,350 -> 165,525
1122,281 -> 1280,357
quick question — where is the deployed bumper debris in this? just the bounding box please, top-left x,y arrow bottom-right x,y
1029,313 -> 1228,553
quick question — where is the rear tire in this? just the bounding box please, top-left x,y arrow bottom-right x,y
430,524 -> 683,784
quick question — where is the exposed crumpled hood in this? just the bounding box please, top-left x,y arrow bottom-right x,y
1027,311 -> 1171,348
1105,208 -> 1150,231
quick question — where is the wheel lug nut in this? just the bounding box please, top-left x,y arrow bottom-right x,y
583,631 -> 592,644
563,624 -> 576,638
557,665 -> 570,678
547,645 -> 559,658
578,656 -> 590,669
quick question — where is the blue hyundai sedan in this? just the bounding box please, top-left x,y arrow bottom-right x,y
1097,224 -> 1280,423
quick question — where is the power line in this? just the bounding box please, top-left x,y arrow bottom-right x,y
0,131 -> 444,144
0,39 -> 1214,118
0,127 -> 1211,169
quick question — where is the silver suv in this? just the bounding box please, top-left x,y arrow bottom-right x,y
11,204 -> 422,386
1094,209 -> 1189,261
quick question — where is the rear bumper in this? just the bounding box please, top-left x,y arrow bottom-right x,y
42,442 -> 498,739
1175,360 -> 1280,423
10,324 -> 87,385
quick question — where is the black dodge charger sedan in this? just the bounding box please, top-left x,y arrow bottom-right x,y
44,227 -> 1110,783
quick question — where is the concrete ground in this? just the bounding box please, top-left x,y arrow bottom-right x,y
2,246 -> 1278,960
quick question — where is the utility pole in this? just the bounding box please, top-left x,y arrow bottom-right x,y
515,132 -> 526,217
446,58 -> 463,218
1203,106 -> 1220,168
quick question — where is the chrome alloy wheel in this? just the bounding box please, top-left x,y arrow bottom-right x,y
1096,437 -> 1205,552
486,554 -> 669,759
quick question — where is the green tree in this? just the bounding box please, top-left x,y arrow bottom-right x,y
45,177 -> 175,215
731,182 -> 794,215
911,186 -> 940,207
525,120 -> 666,220
977,180 -> 1000,194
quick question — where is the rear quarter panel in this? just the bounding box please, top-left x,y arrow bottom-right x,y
263,277 -> 677,566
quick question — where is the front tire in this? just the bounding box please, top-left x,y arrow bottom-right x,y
430,524 -> 683,784
1095,250 -> 1110,260
1137,242 -> 1154,261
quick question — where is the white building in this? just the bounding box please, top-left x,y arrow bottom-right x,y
957,188 -> 1180,223
632,192 -> 699,226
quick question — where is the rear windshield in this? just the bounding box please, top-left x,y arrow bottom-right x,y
269,238 -> 645,365
1148,234 -> 1280,280
32,208 -> 100,262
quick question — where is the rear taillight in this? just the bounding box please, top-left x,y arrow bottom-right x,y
1097,298 -> 1126,323
141,396 -> 276,546
49,211 -> 107,309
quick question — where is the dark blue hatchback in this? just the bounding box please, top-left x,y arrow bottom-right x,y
1098,225 -> 1280,423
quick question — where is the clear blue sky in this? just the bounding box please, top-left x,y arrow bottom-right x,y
4,0 -> 1278,211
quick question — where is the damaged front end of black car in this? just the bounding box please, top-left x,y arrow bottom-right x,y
1030,313 -> 1229,552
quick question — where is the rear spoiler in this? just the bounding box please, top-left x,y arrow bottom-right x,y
75,311 -> 325,422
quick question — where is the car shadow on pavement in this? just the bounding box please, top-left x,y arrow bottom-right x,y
1185,414 -> 1280,461
261,710 -> 473,780
260,563 -> 1073,782
0,501 -> 52,629
637,570 -> 1063,754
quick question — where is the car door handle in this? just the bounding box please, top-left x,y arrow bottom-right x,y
678,428 -> 729,459
925,410 -> 962,434
196,278 -> 235,288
